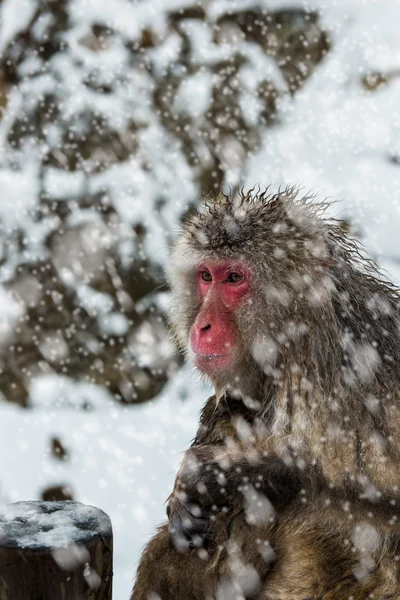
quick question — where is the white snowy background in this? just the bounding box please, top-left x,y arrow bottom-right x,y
0,0 -> 399,598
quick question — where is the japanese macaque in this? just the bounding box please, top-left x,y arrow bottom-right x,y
131,188 -> 400,600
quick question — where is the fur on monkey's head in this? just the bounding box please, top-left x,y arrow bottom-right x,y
178,186 -> 332,268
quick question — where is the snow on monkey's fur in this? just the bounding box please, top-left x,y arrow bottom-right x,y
166,187 -> 400,495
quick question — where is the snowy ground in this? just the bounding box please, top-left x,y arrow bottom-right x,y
1,1 -> 400,599
0,366 -> 209,599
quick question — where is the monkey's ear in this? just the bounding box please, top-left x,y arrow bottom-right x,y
322,239 -> 336,270
323,253 -> 334,270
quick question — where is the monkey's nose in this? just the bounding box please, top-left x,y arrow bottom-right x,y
200,323 -> 211,332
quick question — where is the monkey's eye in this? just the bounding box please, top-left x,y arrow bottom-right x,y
201,271 -> 212,282
225,272 -> 243,283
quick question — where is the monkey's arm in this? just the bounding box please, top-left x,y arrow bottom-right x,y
167,443 -> 304,547
167,395 -> 306,548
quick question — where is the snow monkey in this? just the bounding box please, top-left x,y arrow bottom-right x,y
131,188 -> 400,600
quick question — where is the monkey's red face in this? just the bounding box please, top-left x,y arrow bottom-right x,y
190,260 -> 251,375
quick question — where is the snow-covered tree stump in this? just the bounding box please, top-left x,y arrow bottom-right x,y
0,501 -> 113,600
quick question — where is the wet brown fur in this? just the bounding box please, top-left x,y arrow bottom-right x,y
131,188 -> 400,600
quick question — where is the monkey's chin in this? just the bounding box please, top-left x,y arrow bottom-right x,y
193,353 -> 233,374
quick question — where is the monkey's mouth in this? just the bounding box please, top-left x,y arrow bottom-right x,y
198,354 -> 228,361
194,353 -> 232,372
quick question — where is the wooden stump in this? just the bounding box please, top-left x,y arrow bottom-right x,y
0,501 -> 113,600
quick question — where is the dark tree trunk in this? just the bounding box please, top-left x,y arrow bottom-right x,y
0,501 -> 113,600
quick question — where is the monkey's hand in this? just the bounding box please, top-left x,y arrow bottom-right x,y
166,446 -> 217,551
167,443 -> 304,549
166,444 -> 257,549
166,488 -> 209,552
